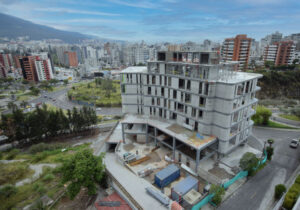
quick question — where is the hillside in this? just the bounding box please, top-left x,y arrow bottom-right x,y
257,70 -> 300,99
0,13 -> 89,43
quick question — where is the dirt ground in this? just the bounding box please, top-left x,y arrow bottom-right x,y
56,188 -> 97,210
208,165 -> 234,180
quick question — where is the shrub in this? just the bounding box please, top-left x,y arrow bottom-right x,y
275,184 -> 286,199
0,184 -> 17,198
6,149 -> 20,160
209,184 -> 225,206
283,176 -> 300,209
239,152 -> 259,175
43,173 -> 55,182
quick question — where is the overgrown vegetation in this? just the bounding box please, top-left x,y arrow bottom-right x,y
283,175 -> 300,209
68,78 -> 121,107
0,143 -> 94,210
209,184 -> 225,206
0,104 -> 97,143
0,162 -> 34,185
257,70 -> 300,99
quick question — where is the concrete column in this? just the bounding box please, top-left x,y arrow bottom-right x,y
122,123 -> 125,144
146,124 -> 149,144
154,127 -> 157,146
172,137 -> 176,160
195,149 -> 200,172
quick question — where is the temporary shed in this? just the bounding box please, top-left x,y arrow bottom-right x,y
154,164 -> 180,188
171,176 -> 198,203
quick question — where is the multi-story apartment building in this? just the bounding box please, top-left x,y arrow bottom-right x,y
19,56 -> 38,82
120,51 -> 262,172
221,34 -> 252,71
263,41 -> 295,66
34,57 -> 53,81
64,51 -> 78,67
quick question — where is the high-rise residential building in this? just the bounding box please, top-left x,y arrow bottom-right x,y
34,57 -> 53,81
221,34 -> 252,70
263,41 -> 295,66
0,64 -> 6,78
64,51 -> 78,67
19,56 -> 38,82
120,51 -> 262,171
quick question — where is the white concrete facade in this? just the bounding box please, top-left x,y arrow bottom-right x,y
121,51 -> 262,155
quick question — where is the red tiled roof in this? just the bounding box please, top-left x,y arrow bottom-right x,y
95,192 -> 131,210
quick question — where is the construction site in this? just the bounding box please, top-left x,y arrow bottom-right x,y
103,118 -> 262,210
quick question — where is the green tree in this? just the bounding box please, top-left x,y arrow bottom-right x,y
252,105 -> 272,125
61,149 -> 105,200
239,152 -> 259,175
63,79 -> 69,85
210,184 -> 225,206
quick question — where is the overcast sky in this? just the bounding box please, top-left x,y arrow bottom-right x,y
0,0 -> 299,43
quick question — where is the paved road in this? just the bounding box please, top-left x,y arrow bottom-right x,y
218,127 -> 300,210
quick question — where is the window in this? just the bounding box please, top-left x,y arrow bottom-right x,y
157,98 -> 160,106
192,108 -> 196,117
201,53 -> 209,64
178,103 -> 184,112
121,84 -> 126,93
168,77 -> 172,86
199,110 -> 203,118
147,75 -> 149,84
185,118 -> 189,125
172,112 -> 177,120
173,90 -> 177,99
199,97 -> 205,106
152,98 -> 155,105
185,93 -> 191,103
187,80 -> 191,90
148,87 -> 151,95
199,82 -> 202,94
161,87 -> 164,96
204,83 -> 209,95
152,76 -> 156,84
179,79 -> 185,89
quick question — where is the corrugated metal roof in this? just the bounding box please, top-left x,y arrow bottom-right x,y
155,164 -> 179,180
173,176 -> 198,195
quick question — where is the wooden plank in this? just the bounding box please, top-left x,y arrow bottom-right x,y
129,156 -> 151,166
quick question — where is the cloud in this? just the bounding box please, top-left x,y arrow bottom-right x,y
34,7 -> 120,16
107,0 -> 157,9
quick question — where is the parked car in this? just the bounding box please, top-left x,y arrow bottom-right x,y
96,107 -> 102,111
290,139 -> 299,148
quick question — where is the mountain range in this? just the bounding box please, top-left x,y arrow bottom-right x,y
0,13 -> 91,43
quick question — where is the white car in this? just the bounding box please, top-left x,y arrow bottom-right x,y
96,108 -> 102,111
290,139 -> 299,148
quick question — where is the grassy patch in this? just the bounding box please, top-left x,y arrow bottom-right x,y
0,167 -> 65,210
255,120 -> 298,129
267,120 -> 298,129
68,80 -> 121,107
0,162 -> 34,185
279,114 -> 300,122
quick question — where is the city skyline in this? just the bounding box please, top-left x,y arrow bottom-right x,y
0,0 -> 300,42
